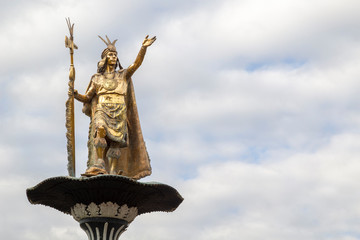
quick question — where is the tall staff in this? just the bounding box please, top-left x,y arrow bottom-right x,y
65,18 -> 78,177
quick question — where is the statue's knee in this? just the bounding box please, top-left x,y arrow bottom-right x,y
94,127 -> 107,148
97,126 -> 106,138
106,147 -> 121,159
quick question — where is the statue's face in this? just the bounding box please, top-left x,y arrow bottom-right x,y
106,51 -> 118,66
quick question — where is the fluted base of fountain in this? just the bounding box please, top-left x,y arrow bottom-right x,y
80,217 -> 128,240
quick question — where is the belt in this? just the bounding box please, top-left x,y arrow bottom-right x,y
98,94 -> 125,104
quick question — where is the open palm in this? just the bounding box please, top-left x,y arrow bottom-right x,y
142,35 -> 156,47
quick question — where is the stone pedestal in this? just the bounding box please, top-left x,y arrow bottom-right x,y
26,175 -> 183,240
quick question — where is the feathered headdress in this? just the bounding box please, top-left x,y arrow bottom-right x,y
98,35 -> 118,58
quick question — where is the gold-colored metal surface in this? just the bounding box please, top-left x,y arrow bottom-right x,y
98,94 -> 125,104
73,33 -> 156,179
65,18 -> 77,177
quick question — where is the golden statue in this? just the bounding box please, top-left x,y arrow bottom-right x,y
71,33 -> 155,179
27,21 -> 182,240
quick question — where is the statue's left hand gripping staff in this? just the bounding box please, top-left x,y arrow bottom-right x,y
65,17 -> 78,177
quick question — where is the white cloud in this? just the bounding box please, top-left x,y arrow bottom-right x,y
2,0 -> 360,239
127,133 -> 360,240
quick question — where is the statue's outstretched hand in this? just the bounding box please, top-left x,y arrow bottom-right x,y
142,35 -> 156,47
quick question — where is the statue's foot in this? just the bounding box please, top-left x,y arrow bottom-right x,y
81,166 -> 108,177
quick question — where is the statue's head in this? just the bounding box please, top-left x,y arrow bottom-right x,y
97,35 -> 123,73
105,51 -> 118,66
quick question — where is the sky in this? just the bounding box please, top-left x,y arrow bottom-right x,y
1,0 -> 360,239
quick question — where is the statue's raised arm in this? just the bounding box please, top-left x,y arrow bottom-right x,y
126,35 -> 156,79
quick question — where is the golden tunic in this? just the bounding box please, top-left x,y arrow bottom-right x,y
88,71 -> 129,145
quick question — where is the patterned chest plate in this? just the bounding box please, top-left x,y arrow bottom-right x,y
103,78 -> 118,91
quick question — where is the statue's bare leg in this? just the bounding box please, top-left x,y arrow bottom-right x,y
82,126 -> 108,176
94,126 -> 107,169
107,142 -> 123,175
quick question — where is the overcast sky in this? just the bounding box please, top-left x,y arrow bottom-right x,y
2,0 -> 360,239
